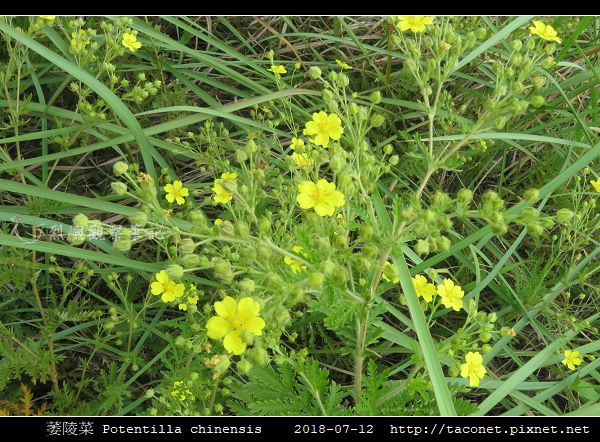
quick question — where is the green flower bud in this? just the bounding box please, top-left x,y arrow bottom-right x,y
111,181 -> 128,195
415,239 -> 430,256
525,38 -> 536,50
456,188 -> 473,204
361,244 -> 379,259
541,56 -> 555,70
308,272 -> 324,290
166,264 -> 184,279
354,256 -> 371,274
73,213 -> 89,228
256,244 -> 271,261
178,238 -> 196,255
500,326 -> 516,337
235,220 -> 250,238
181,254 -> 201,268
436,236 -> 451,252
527,222 -> 544,237
487,312 -> 497,323
389,155 -> 399,166
239,278 -> 256,293
322,89 -> 334,103
532,76 -> 546,90
245,139 -> 258,154
128,211 -> 148,226
313,236 -> 331,254
308,66 -> 322,79
494,116 -> 507,130
383,144 -> 393,155
475,27 -> 487,40
265,273 -> 284,290
512,40 -> 523,51
113,161 -> 128,176
235,148 -> 248,163
482,344 -> 492,353
523,188 -> 540,202
359,224 -> 374,241
113,236 -> 132,252
321,259 -> 336,276
258,217 -> 271,235
328,71 -> 338,82
334,233 -> 349,249
479,332 -> 492,343
369,90 -> 382,104
67,231 -> 86,246
556,208 -> 575,224
530,94 -> 546,110
213,258 -> 234,283
247,346 -> 269,366
331,265 -> 348,285
337,73 -> 349,87
237,359 -> 253,375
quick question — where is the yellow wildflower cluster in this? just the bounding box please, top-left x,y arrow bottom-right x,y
122,32 -> 142,52
164,180 -> 189,205
303,111 -> 344,148
561,350 -> 583,370
397,16 -> 434,33
151,270 -> 185,303
460,351 -> 486,387
268,65 -> 287,75
206,296 -> 265,355
297,179 -> 345,217
529,20 -> 561,44
212,172 -> 238,205
284,246 -> 308,273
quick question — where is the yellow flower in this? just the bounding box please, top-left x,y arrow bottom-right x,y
187,294 -> 199,304
561,350 -> 583,370
335,59 -> 352,70
268,65 -> 287,75
214,218 -> 223,227
382,261 -> 399,284
437,278 -> 464,311
336,213 -> 345,226
290,137 -> 305,150
206,296 -> 265,355
292,152 -> 314,169
284,246 -> 308,273
212,172 -> 238,205
150,270 -> 185,303
178,303 -> 188,311
590,179 -> 600,192
297,179 -> 345,217
122,32 -> 142,52
529,20 -> 561,44
460,351 -> 486,387
397,16 -> 434,33
303,111 -> 343,148
164,180 -> 189,205
412,274 -> 436,302
39,16 -> 56,21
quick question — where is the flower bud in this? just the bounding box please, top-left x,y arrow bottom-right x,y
369,90 -> 382,104
128,211 -> 148,226
527,222 -> 544,237
181,254 -> 201,268
113,161 -> 128,176
113,236 -> 132,252
359,224 -> 374,241
308,66 -> 322,79
166,264 -> 184,279
235,220 -> 250,238
308,272 -> 324,290
389,155 -> 399,166
523,188 -> 540,202
321,259 -> 336,276
111,181 -> 128,195
556,208 -> 574,224
179,238 -> 196,255
239,278 -> 256,293
337,73 -> 349,87
529,95 -> 545,108
73,213 -> 89,228
415,239 -> 430,256
500,326 -> 516,337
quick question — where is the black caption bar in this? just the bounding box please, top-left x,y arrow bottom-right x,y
1,416 -> 597,441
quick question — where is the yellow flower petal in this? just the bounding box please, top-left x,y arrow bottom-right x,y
206,316 -> 231,339
223,331 -> 246,355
